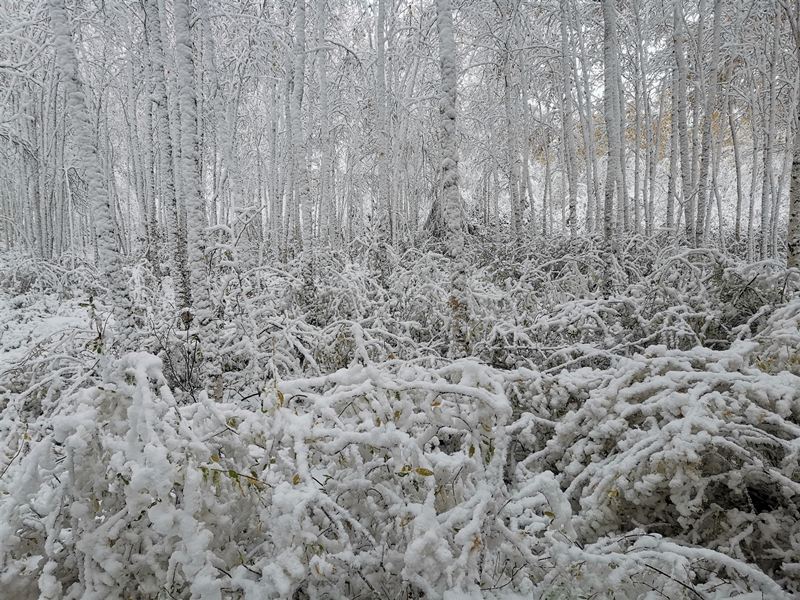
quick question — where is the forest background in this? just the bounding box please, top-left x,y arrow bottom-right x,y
2,0 -> 800,598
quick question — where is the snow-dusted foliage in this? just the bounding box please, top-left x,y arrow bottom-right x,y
1,238 -> 799,599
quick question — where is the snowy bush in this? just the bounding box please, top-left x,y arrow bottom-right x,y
1,239 -> 799,599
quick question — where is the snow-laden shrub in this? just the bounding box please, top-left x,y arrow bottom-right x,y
2,239 -> 799,599
2,343 -> 796,598
0,351 -> 517,599
0,253 -> 98,299
520,342 -> 800,588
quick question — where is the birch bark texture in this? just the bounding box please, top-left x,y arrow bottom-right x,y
559,0 -> 578,236
436,0 -> 468,358
602,0 -> 620,243
780,0 -> 800,267
695,0 -> 721,247
174,0 -> 209,318
48,0 -> 131,336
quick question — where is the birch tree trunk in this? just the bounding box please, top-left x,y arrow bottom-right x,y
515,17 -> 534,230
760,13 -> 780,259
146,0 -> 183,304
316,0 -> 332,247
674,0 -> 694,244
781,0 -> 800,267
504,50 -> 522,239
48,0 -> 131,338
436,0 -> 468,358
376,0 -> 391,246
695,0 -> 721,247
559,0 -> 578,236
572,3 -> 599,233
290,0 -> 314,296
602,0 -> 620,243
728,92 -> 744,241
174,0 -> 208,319
748,107 -> 759,263
633,0 -> 650,235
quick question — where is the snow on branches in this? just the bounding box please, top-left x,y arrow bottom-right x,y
0,238 -> 799,599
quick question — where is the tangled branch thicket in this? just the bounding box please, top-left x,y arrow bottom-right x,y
1,235 -> 799,599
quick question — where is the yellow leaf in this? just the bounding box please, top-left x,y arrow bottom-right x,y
277,390 -> 284,406
543,511 -> 555,518
469,445 -> 475,458
210,455 -> 220,463
415,468 -> 434,477
293,474 -> 301,485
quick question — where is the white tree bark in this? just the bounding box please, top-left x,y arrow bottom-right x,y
436,0 -> 468,358
695,0 -> 721,247
48,0 -> 131,337
602,0 -> 620,243
780,0 -> 800,267
291,0 -> 314,296
174,0 -> 208,318
674,0 -> 693,244
559,0 -> 578,236
760,14 -> 780,259
376,0 -> 391,245
316,0 -> 332,247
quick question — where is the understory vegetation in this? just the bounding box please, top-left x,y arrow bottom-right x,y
1,234 -> 799,599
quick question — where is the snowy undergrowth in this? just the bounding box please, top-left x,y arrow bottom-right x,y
1,239 -> 799,599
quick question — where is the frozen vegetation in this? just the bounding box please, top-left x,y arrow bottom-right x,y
1,236 -> 799,599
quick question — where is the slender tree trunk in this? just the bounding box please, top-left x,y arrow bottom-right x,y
634,0 -> 651,235
291,0 -> 313,287
761,15 -> 780,259
674,0 -> 693,244
174,0 -> 208,319
559,0 -> 578,236
316,0 -> 332,247
616,57 -> 628,234
436,0 -> 468,357
781,0 -> 800,266
667,80 -> 679,231
141,33 -> 160,272
789,45 -> 800,267
504,51 -> 522,239
748,114 -> 759,263
48,0 -> 131,337
516,18 -> 534,229
602,0 -> 620,243
695,0 -> 721,247
376,0 -> 391,246
728,94 -> 744,241
572,3 -> 599,233
146,0 -> 182,300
